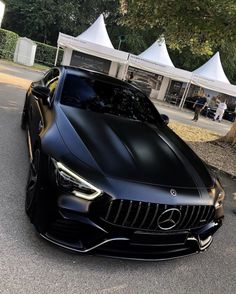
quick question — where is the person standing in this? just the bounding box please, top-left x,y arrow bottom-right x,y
192,93 -> 207,122
213,100 -> 227,122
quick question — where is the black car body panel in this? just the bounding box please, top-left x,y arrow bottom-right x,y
22,66 -> 224,260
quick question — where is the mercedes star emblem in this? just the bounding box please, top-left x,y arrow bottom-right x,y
170,189 -> 177,197
157,208 -> 181,230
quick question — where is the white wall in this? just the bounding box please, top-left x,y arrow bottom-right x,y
116,64 -> 128,80
157,77 -> 170,100
62,48 -> 73,65
0,1 -> 5,27
108,62 -> 119,77
14,38 -> 37,66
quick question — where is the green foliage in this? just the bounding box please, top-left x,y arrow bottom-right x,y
0,28 -> 19,60
2,0 -> 236,83
120,0 -> 236,83
2,0 -> 154,56
35,42 -> 63,66
121,0 -> 236,54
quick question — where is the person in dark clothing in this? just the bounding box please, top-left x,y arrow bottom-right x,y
192,94 -> 207,121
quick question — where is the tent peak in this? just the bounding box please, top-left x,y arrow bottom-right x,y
138,38 -> 174,67
76,14 -> 114,49
193,52 -> 230,84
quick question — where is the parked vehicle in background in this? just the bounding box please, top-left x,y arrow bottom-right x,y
130,79 -> 152,97
184,96 -> 236,122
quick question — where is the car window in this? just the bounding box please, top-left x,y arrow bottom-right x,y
60,74 -> 162,124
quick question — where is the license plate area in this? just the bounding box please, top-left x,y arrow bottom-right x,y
131,231 -> 189,246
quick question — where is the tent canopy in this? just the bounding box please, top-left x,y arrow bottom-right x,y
193,52 -> 230,84
129,55 -> 191,83
190,52 -> 236,96
139,38 -> 174,67
58,33 -> 129,64
76,14 -> 114,49
191,75 -> 236,97
57,15 -> 236,97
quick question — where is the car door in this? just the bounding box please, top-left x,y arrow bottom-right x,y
28,68 -> 60,149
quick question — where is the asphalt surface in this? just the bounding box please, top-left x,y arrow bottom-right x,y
154,103 -> 232,136
0,62 -> 236,294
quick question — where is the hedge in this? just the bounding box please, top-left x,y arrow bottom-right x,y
0,28 -> 19,60
35,42 -> 63,66
0,28 -> 63,66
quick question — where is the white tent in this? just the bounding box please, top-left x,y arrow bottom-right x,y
56,14 -> 129,74
139,38 -> 174,67
191,52 -> 236,97
128,55 -> 191,83
179,52 -> 236,107
58,32 -> 128,64
126,54 -> 192,101
193,52 -> 229,83
76,14 -> 114,49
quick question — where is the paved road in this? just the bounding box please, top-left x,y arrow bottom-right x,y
154,103 -> 232,136
0,62 -> 236,294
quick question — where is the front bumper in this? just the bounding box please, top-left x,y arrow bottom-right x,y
40,193 -> 223,260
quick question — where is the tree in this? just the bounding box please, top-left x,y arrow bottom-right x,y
120,1 -> 236,54
121,0 -> 236,145
120,0 -> 236,83
2,0 -> 158,55
2,0 -> 87,44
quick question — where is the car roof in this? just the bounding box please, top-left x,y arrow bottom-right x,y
60,65 -> 129,87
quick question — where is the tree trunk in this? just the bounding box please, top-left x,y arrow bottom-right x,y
223,120 -> 236,146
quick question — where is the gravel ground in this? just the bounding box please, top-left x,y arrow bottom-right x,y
169,121 -> 236,177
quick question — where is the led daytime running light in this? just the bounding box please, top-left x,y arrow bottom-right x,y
55,161 -> 102,200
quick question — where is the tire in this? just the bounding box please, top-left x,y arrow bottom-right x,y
25,149 -> 41,218
21,97 -> 28,130
25,149 -> 49,233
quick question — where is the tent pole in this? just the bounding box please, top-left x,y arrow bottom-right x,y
179,82 -> 191,109
164,78 -> 172,101
179,74 -> 193,108
54,45 -> 60,66
122,55 -> 130,80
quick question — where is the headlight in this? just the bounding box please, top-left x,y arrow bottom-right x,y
52,160 -> 102,200
209,179 -> 225,208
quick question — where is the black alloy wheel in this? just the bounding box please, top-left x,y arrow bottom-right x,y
25,149 -> 41,219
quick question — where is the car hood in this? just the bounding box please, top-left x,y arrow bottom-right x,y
59,105 -> 214,189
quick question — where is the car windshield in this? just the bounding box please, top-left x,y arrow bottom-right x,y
60,74 -> 162,125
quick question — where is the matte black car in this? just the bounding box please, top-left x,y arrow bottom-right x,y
21,66 -> 224,260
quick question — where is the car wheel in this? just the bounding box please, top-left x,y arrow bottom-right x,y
25,149 -> 41,218
21,98 -> 28,130
26,148 -> 53,233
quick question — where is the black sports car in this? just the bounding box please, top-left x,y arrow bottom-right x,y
21,66 -> 224,260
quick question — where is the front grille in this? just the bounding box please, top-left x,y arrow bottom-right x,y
100,200 -> 215,231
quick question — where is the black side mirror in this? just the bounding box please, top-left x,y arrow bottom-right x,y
160,114 -> 169,125
32,86 -> 50,105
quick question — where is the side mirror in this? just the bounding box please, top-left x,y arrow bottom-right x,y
160,114 -> 169,125
32,86 -> 50,105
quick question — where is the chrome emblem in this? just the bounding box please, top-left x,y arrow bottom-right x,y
157,208 -> 181,230
170,189 -> 177,197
